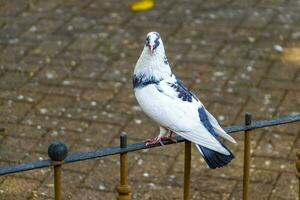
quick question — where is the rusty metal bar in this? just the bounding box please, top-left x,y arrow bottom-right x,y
48,141 -> 68,200
243,113 -> 252,200
54,164 -> 62,200
296,152 -> 300,200
117,133 -> 131,200
0,114 -> 300,176
184,141 -> 191,200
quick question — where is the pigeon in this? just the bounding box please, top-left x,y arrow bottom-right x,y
132,32 -> 236,169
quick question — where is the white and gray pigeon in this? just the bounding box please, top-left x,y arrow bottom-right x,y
132,32 -> 236,169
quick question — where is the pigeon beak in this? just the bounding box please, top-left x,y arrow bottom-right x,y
150,45 -> 154,52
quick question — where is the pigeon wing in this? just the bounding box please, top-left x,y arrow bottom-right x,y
203,108 -> 236,143
146,78 -> 230,155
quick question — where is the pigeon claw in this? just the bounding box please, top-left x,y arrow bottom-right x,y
144,135 -> 177,146
145,137 -> 163,146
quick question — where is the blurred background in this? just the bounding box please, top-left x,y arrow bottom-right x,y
0,0 -> 299,199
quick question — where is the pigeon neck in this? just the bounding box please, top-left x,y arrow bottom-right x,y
134,46 -> 172,82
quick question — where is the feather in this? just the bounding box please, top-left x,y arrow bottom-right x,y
196,144 -> 235,169
204,108 -> 236,143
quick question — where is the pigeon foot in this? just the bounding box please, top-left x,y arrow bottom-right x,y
145,134 -> 177,146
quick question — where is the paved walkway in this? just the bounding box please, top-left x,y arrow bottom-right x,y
0,0 -> 299,199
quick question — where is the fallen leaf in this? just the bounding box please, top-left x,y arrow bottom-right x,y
130,0 -> 155,12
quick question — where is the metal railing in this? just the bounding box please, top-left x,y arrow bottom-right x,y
0,113 -> 300,200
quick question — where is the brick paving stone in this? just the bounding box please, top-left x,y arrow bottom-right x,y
269,172 -> 299,200
1,123 -> 46,139
173,147 -> 224,173
1,44 -> 32,62
278,91 -> 300,115
230,182 -> 273,200
13,152 -> 50,181
29,36 -> 71,57
251,156 -> 295,173
0,136 -> 39,162
0,0 -> 300,199
140,142 -> 184,158
63,159 -> 96,174
21,82 -> 83,96
191,174 -> 237,194
72,188 -> 116,200
0,89 -> 43,104
237,89 -> 286,120
37,170 -> 86,199
268,62 -> 298,80
129,154 -> 176,184
33,66 -> 71,84
0,177 -> 40,200
22,113 -> 89,133
36,95 -> 74,115
131,184 -> 182,200
72,60 -> 108,79
0,61 -> 41,74
0,100 -> 32,123
209,102 -> 240,125
81,89 -> 114,108
34,130 -> 80,154
268,123 -> 300,137
254,131 -> 296,159
77,122 -> 121,147
0,71 -> 30,89
112,86 -> 137,104
230,62 -> 271,87
260,79 -> 300,91
124,115 -> 157,140
83,158 -> 120,192
288,134 -> 300,160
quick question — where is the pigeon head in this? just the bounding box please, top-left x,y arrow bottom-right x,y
134,31 -> 171,80
145,32 -> 161,53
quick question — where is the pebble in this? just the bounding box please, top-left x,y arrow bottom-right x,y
17,94 -> 24,100
248,37 -> 256,43
273,44 -> 283,53
29,26 -> 37,32
99,184 -> 106,190
63,80 -> 72,85
39,108 -> 48,114
246,65 -> 253,72
138,159 -> 143,165
134,119 -> 142,124
213,71 -> 224,77
27,97 -> 34,102
265,160 -> 271,166
46,72 -> 55,79
218,115 -> 225,121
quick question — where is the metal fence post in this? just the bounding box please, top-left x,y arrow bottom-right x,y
243,112 -> 252,200
296,152 -> 300,200
48,141 -> 68,200
117,133 -> 131,200
184,140 -> 191,200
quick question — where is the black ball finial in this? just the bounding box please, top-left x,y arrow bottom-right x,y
48,141 -> 68,161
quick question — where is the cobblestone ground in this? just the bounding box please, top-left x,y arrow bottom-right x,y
0,0 -> 299,199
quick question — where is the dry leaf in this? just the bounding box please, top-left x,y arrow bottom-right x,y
130,0 -> 155,12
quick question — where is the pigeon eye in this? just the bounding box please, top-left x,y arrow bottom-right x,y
145,37 -> 150,47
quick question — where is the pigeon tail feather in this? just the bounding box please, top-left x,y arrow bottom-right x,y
197,144 -> 235,169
